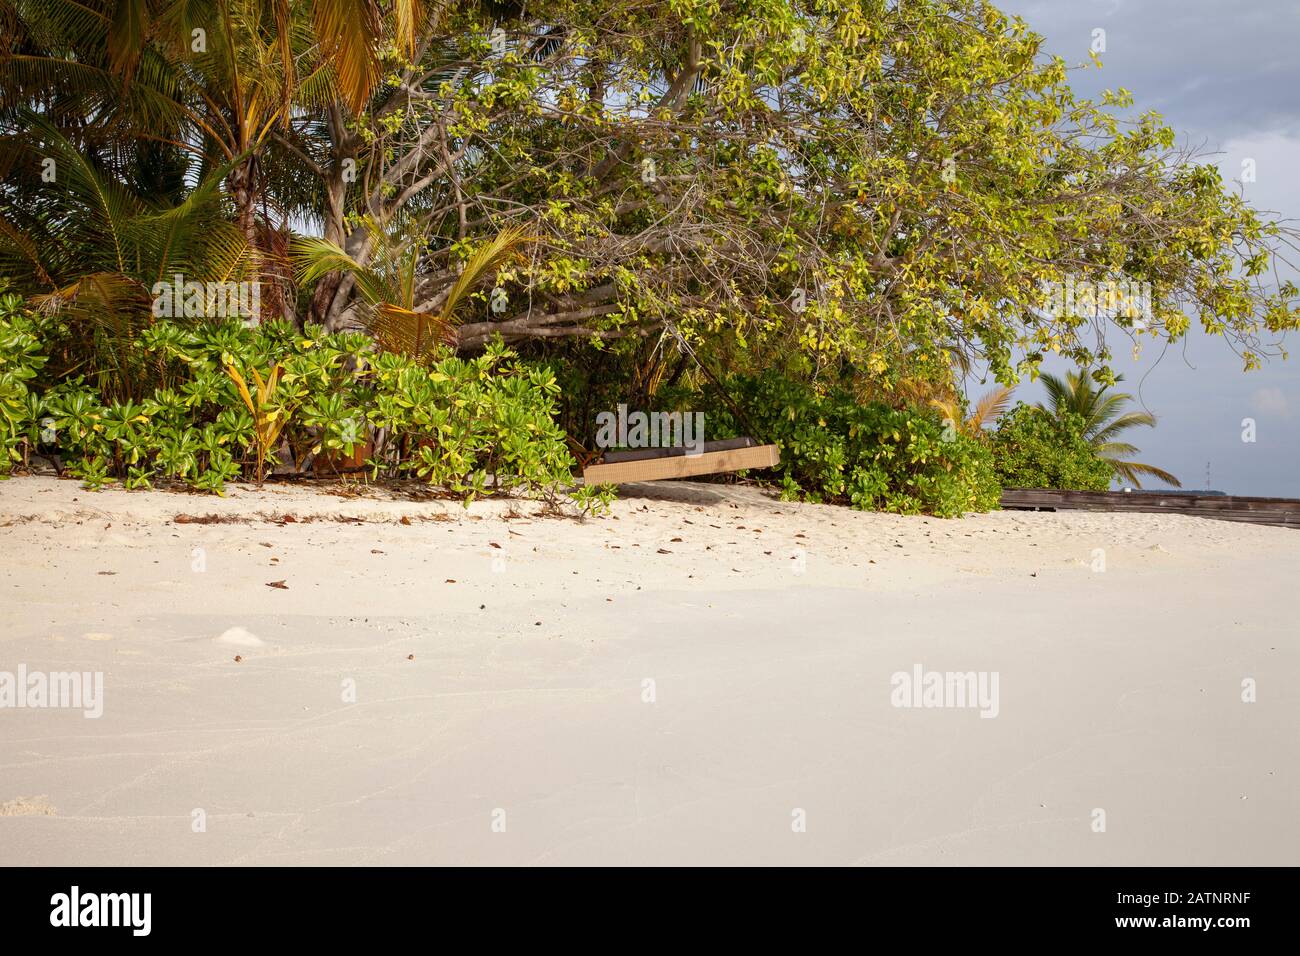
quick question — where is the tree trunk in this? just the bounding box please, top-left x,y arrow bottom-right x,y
227,158 -> 264,325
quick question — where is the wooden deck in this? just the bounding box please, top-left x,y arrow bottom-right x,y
582,438 -> 780,484
1000,489 -> 1300,528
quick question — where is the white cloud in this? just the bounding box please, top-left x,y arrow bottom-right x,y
1250,386 -> 1292,418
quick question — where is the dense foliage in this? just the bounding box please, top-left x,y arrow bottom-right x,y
1,1 -> 1288,513
697,372 -> 1000,517
0,289 -> 45,473
989,404 -> 1112,491
0,291 -> 612,509
2,0 -> 1296,395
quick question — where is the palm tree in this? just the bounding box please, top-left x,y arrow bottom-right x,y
1036,370 -> 1181,488
1,0 -> 434,322
292,220 -> 534,361
0,114 -> 251,401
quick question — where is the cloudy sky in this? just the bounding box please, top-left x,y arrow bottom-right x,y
989,0 -> 1300,495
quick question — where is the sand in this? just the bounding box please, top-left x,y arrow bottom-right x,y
0,474 -> 1296,865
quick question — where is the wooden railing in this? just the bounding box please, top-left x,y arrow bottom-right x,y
999,489 -> 1300,528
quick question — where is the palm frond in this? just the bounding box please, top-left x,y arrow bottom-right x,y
1111,460 -> 1182,489
107,0 -> 149,83
928,396 -> 962,428
311,0 -> 381,115
1095,441 -> 1142,459
968,384 -> 1015,431
368,302 -> 455,360
434,224 -> 534,325
29,272 -> 154,401
1037,372 -> 1071,416
1091,410 -> 1157,443
291,235 -> 389,305
392,0 -> 429,55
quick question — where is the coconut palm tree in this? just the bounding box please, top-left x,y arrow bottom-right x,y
292,220 -> 534,361
1,0 -> 435,323
0,113 -> 252,401
1036,370 -> 1181,488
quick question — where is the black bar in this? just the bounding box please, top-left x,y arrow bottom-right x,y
0,867 -> 1289,943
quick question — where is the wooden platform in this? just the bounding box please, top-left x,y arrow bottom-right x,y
1000,489 -> 1300,528
582,438 -> 780,484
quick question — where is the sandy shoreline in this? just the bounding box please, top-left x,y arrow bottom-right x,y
1,475 -> 1296,865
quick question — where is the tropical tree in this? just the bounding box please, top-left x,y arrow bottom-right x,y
0,114 -> 250,400
0,0 -> 431,322
3,0 -> 1297,382
292,220 -> 534,362
285,0 -> 1300,377
1035,370 -> 1180,488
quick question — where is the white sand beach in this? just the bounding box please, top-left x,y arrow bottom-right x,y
1,475 -> 1296,865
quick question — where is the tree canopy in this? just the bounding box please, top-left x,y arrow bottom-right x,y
3,0 -> 1297,396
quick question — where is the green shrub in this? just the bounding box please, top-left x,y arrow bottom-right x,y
703,372 -> 1000,517
3,305 -> 609,510
366,339 -> 597,504
989,404 -> 1112,490
0,288 -> 49,477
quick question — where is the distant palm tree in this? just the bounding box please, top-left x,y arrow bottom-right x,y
1036,371 -> 1181,488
